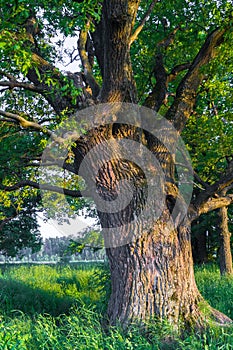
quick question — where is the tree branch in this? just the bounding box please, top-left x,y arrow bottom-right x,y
167,63 -> 191,82
0,70 -> 16,81
0,110 -> 64,143
190,195 -> 233,220
129,0 -> 158,46
26,160 -> 77,175
157,26 -> 180,49
7,15 -> 90,113
143,52 -> 167,111
0,180 -> 85,198
165,27 -> 228,132
78,22 -> 100,98
189,160 -> 233,221
0,79 -> 43,93
143,26 -> 181,111
193,171 -> 211,190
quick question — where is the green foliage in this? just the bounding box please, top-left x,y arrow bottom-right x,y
0,0 -> 232,338
132,0 -> 233,104
0,194 -> 42,257
181,23 -> 233,181
0,0 -> 232,256
64,228 -> 103,256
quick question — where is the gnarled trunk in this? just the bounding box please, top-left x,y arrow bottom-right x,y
73,116 -> 231,328
71,0 -> 232,330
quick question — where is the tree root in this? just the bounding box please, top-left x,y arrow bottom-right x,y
209,307 -> 232,326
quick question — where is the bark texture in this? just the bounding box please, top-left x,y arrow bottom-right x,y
218,206 -> 233,276
106,216 -> 204,327
97,0 -> 139,103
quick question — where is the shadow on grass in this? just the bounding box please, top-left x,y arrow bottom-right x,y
0,278 -> 78,317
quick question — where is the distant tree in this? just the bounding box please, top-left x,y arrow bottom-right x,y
0,195 -> 41,257
218,196 -> 233,275
183,71 -> 233,274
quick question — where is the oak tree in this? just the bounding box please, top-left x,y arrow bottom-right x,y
0,0 -> 233,329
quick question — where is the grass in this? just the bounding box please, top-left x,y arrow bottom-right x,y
195,264 -> 233,320
0,263 -> 232,349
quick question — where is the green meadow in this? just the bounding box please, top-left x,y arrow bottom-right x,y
0,263 -> 232,349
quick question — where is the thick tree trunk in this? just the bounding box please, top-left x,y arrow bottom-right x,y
71,0 -> 232,330
73,123 -> 231,328
218,206 -> 233,276
106,215 -> 204,328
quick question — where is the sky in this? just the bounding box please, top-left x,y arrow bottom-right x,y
37,214 -> 97,239
53,35 -> 80,73
38,35 -> 92,238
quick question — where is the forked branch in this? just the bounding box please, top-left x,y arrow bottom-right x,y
190,194 -> 233,221
189,160 -> 233,221
165,27 -> 228,132
167,63 -> 191,82
130,0 -> 158,46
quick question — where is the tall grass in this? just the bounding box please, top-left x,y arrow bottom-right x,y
195,264 -> 233,320
0,263 -> 232,349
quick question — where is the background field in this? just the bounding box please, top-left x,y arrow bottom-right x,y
0,263 -> 232,349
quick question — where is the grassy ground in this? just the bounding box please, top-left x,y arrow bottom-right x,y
0,263 -> 232,349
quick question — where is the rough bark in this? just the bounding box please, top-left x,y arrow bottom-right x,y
106,216 -> 204,328
58,2 -> 233,328
71,113 -> 232,329
89,8 -> 231,327
97,0 -> 139,103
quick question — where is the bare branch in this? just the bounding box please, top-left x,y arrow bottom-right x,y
0,70 -> 43,93
0,70 -> 17,81
0,180 -> 85,198
130,0 -> 158,46
26,160 -> 77,175
0,117 -> 18,124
